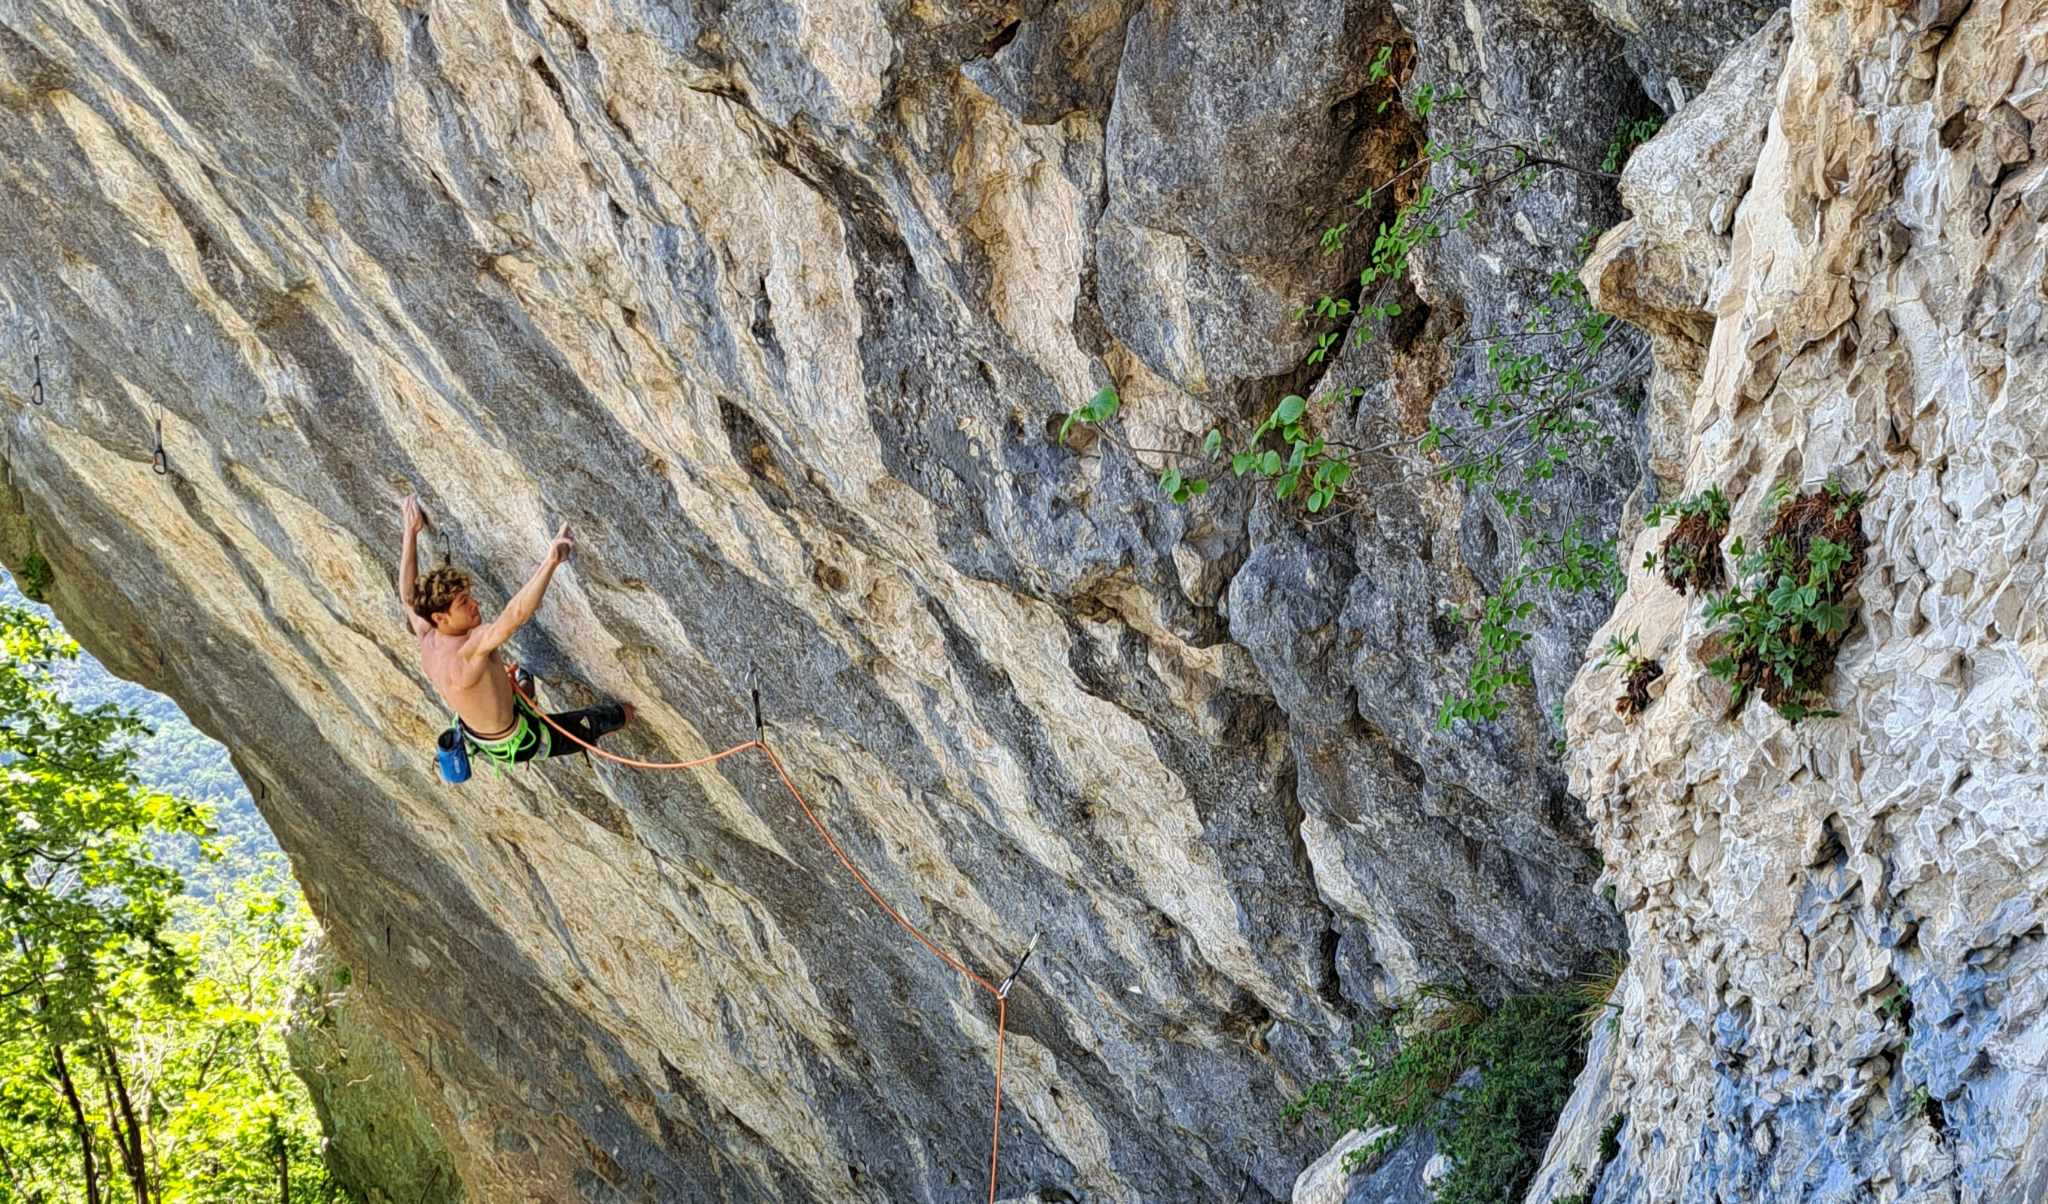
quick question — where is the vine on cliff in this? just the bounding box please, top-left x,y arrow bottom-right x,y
1057,46 -> 1653,728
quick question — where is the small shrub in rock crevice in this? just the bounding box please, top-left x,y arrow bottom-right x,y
1703,480 -> 1868,722
1642,485 -> 1729,595
1597,631 -> 1660,719
18,550 -> 52,601
1283,984 -> 1584,1204
1557,1114 -> 1628,1204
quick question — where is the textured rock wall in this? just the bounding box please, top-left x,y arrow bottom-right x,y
1545,0 -> 2048,1200
0,0 -> 1740,1198
284,937 -> 465,1204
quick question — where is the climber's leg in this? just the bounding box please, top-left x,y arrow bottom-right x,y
535,701 -> 635,759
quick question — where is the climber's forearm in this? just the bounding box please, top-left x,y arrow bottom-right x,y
398,527 -> 421,606
472,558 -> 559,655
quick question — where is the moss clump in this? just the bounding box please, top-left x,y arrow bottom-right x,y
1597,1112 -> 1625,1164
1285,984 -> 1585,1204
1555,1114 -> 1627,1204
1704,480 -> 1868,722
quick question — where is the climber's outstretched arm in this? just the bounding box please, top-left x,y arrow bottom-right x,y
398,496 -> 431,638
465,523 -> 574,659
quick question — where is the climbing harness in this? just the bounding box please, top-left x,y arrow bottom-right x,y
468,699 -> 548,776
435,686 -> 552,783
498,663 -> 1037,1204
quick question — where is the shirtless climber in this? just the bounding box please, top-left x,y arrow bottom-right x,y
398,495 -> 634,771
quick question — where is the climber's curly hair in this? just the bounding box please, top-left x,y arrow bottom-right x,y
411,566 -> 473,621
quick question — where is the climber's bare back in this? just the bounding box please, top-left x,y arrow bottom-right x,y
419,609 -> 518,737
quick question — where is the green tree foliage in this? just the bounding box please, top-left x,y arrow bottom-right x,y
0,574 -> 273,867
1284,985 -> 1585,1204
0,604 -> 339,1203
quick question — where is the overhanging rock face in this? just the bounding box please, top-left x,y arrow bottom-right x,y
0,0 -> 1765,1198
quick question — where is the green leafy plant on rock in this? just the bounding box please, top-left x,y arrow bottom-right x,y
1642,485 -> 1730,595
1702,479 -> 1868,722
18,549 -> 53,602
1056,47 -> 1650,731
1596,630 -> 1661,719
1284,984 -> 1585,1204
1601,115 -> 1664,173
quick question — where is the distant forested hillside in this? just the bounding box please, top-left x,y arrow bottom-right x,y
1,572 -> 277,859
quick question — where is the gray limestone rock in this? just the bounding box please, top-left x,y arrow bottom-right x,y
0,0 -> 1705,1198
283,938 -> 464,1204
1555,0 -> 2048,1200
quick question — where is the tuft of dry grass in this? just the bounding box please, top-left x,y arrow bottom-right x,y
1572,952 -> 1627,1037
1658,509 -> 1728,594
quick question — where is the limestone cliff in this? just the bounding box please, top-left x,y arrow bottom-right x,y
0,0 -> 1637,1195
7,0 -> 1993,1200
1538,1 -> 2048,1201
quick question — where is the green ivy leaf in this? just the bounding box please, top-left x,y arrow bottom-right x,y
1159,467 -> 1183,495
1276,394 -> 1307,423
1087,385 -> 1120,422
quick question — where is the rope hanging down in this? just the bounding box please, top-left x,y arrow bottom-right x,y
507,666 -> 1034,1203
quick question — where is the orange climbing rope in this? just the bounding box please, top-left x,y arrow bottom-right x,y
505,668 -> 1019,1203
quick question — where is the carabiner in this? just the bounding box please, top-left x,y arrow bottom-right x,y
151,416 -> 168,475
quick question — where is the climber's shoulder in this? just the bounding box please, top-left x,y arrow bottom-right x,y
417,627 -> 486,685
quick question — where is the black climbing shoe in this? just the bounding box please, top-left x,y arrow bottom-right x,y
589,702 -> 631,738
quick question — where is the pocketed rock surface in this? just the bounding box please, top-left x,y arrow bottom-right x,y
1541,0 -> 2048,1200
